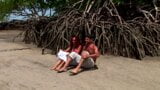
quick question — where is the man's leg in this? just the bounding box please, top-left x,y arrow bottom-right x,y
71,51 -> 89,74
71,58 -> 85,74
81,58 -> 95,69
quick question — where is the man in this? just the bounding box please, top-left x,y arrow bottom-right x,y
70,34 -> 100,75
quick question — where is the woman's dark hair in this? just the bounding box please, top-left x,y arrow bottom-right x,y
69,35 -> 81,51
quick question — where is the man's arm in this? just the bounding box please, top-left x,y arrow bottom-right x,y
88,45 -> 100,58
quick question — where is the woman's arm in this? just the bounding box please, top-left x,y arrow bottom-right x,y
76,45 -> 82,54
64,46 -> 70,52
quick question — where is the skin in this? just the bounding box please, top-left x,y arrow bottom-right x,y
71,37 -> 100,74
58,44 -> 82,72
50,37 -> 82,71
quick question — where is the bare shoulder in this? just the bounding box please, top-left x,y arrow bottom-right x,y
89,43 -> 97,48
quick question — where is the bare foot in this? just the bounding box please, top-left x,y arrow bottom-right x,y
57,68 -> 67,73
71,69 -> 78,74
50,67 -> 59,71
50,67 -> 56,70
70,68 -> 82,75
59,68 -> 67,72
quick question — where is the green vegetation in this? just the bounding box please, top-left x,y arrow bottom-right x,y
0,0 -> 54,21
0,0 -> 156,20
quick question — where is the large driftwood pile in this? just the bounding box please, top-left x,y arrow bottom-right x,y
18,0 -> 160,60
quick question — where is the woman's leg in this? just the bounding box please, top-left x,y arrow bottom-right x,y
59,52 -> 81,72
50,60 -> 62,71
59,57 -> 72,72
56,61 -> 65,71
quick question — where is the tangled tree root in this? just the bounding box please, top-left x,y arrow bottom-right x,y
19,0 -> 160,60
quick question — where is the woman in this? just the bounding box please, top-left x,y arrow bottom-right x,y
50,36 -> 82,71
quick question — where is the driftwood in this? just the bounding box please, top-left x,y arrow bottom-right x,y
15,0 -> 160,60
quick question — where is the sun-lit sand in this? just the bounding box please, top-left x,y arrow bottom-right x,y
0,30 -> 160,90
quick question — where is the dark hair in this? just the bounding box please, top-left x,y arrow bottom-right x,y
69,35 -> 81,51
85,34 -> 94,40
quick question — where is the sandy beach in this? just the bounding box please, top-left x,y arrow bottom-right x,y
0,30 -> 160,90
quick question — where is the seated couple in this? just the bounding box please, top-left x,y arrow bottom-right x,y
50,35 -> 100,75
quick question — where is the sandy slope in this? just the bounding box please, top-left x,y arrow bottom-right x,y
0,30 -> 160,90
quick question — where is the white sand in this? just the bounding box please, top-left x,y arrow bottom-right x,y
0,30 -> 160,90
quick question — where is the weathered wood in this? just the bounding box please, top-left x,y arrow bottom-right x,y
12,0 -> 160,60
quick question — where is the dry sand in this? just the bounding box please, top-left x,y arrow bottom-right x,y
0,30 -> 160,90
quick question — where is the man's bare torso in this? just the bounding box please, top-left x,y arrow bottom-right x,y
84,43 -> 98,60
